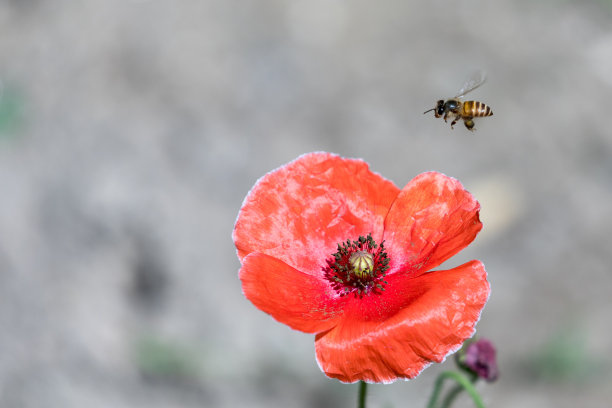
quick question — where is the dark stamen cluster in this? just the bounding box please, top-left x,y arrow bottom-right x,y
324,233 -> 390,298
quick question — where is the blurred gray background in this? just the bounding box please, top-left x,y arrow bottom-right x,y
1,1 -> 611,407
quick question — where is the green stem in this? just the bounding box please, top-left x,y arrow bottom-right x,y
440,373 -> 478,408
426,371 -> 484,408
439,383 -> 465,408
358,381 -> 367,408
426,374 -> 445,408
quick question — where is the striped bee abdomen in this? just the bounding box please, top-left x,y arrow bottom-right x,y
462,101 -> 493,117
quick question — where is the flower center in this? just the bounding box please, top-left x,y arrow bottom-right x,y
324,233 -> 389,298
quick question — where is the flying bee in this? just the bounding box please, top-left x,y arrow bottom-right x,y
424,71 -> 493,131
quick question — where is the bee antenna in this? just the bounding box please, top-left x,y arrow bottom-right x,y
423,108 -> 435,114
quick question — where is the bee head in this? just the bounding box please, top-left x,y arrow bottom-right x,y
424,100 -> 446,117
435,100 -> 446,117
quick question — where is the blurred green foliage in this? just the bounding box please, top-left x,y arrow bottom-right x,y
526,327 -> 602,383
135,335 -> 200,381
0,84 -> 24,139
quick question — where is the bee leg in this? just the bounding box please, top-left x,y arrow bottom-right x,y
463,118 -> 475,131
443,112 -> 450,123
450,117 -> 459,129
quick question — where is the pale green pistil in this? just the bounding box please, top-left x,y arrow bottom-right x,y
349,251 -> 374,279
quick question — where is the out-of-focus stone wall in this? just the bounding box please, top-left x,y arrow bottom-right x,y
0,1 -> 611,407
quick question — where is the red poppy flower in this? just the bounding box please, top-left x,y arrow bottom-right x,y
233,152 -> 490,383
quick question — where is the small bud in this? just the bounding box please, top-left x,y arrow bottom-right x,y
457,338 -> 499,382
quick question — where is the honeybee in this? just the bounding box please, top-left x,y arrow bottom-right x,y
424,71 -> 493,131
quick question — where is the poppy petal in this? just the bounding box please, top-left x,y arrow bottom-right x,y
383,172 -> 481,275
240,252 -> 346,333
314,260 -> 489,383
233,152 -> 400,275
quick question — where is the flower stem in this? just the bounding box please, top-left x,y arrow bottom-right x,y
426,371 -> 484,408
439,383 -> 466,408
440,372 -> 478,408
358,381 -> 367,408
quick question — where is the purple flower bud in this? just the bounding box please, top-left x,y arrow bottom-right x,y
463,338 -> 499,382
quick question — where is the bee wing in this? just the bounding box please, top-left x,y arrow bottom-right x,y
454,71 -> 487,98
